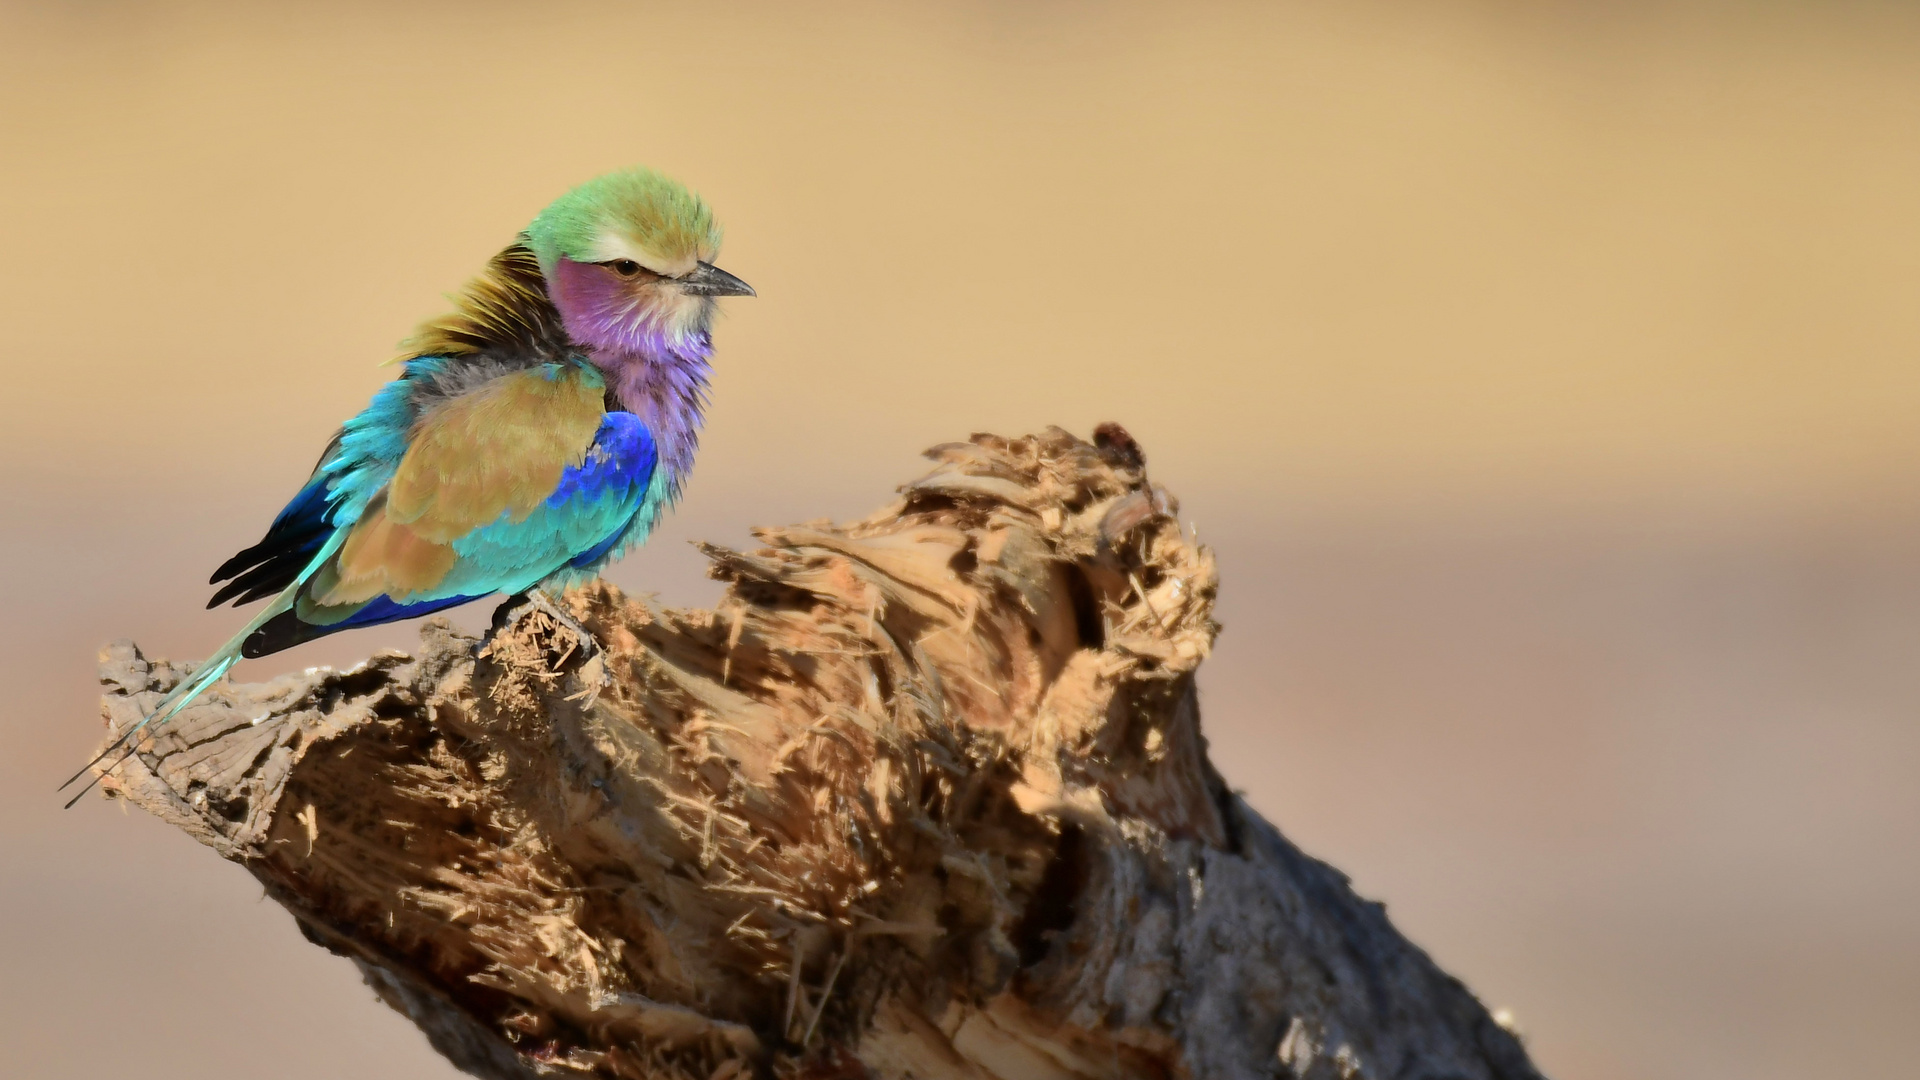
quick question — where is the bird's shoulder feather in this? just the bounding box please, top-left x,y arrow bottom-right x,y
395,239 -> 569,365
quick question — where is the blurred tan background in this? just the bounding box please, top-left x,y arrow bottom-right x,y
4,1 -> 1918,1077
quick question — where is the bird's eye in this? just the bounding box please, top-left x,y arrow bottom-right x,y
609,259 -> 643,277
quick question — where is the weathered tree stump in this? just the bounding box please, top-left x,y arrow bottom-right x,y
90,427 -> 1544,1080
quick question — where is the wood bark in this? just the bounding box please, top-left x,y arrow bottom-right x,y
90,426 -> 1545,1080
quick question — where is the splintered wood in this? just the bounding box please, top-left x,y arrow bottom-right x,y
93,427 -> 1544,1080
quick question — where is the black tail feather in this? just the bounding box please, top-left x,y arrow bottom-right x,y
207,475 -> 338,606
207,538 -> 325,608
60,741 -> 144,809
57,723 -> 150,807
240,607 -> 323,659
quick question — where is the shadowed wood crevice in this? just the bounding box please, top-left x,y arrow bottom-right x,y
90,426 -> 1545,1080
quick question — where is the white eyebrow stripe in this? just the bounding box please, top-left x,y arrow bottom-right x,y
578,232 -> 698,277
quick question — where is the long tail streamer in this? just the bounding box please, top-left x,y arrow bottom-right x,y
61,532 -> 346,808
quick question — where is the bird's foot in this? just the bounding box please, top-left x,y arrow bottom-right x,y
489,588 -> 601,668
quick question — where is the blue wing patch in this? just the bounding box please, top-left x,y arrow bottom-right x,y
319,592 -> 488,632
548,411 -> 658,509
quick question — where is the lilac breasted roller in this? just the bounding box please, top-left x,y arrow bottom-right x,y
66,168 -> 753,801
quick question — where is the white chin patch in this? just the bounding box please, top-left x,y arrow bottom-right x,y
660,293 -> 710,338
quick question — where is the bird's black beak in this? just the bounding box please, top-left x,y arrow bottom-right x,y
681,262 -> 756,297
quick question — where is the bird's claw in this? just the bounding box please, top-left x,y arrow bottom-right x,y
490,589 -> 602,668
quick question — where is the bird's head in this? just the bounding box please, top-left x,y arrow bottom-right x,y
526,167 -> 753,356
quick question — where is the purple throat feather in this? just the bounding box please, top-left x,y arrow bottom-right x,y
549,256 -> 715,491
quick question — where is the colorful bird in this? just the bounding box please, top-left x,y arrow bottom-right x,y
65,167 -> 753,802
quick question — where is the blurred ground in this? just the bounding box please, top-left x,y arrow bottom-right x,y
2,2 -> 1917,1078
